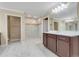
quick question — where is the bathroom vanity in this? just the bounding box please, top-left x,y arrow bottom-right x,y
43,31 -> 79,57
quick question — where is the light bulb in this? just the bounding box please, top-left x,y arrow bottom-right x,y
57,6 -> 61,12
61,3 -> 68,8
54,8 -> 58,13
52,3 -> 69,14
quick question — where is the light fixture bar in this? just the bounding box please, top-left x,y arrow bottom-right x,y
52,3 -> 69,14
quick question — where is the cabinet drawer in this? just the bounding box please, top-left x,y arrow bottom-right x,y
47,34 -> 56,39
57,35 -> 69,42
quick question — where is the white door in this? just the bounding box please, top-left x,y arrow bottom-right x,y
43,20 -> 48,32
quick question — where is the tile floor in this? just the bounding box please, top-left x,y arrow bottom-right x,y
0,38 -> 58,57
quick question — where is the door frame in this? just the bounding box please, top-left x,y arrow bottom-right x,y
7,15 -> 21,43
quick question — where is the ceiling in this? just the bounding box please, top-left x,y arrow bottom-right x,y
0,2 -> 77,18
0,2 -> 58,17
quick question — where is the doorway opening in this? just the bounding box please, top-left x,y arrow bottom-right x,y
43,17 -> 48,32
7,15 -> 21,43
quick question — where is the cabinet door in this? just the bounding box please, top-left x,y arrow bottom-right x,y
43,33 -> 47,47
57,39 -> 69,57
47,37 -> 56,52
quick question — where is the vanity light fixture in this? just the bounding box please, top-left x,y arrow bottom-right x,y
54,8 -> 58,13
57,6 -> 62,12
52,3 -> 69,13
52,9 -> 55,13
61,3 -> 68,9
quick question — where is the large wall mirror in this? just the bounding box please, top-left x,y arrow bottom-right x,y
49,17 -> 79,31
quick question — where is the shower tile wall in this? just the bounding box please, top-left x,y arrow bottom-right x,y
25,24 -> 40,39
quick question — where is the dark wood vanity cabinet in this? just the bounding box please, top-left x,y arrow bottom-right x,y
43,33 -> 79,57
43,33 -> 47,47
47,34 -> 57,53
57,36 -> 70,57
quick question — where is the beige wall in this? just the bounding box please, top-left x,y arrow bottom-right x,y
77,2 -> 79,16
77,3 -> 79,31
0,13 -> 7,45
0,9 -> 25,46
0,14 -> 1,32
